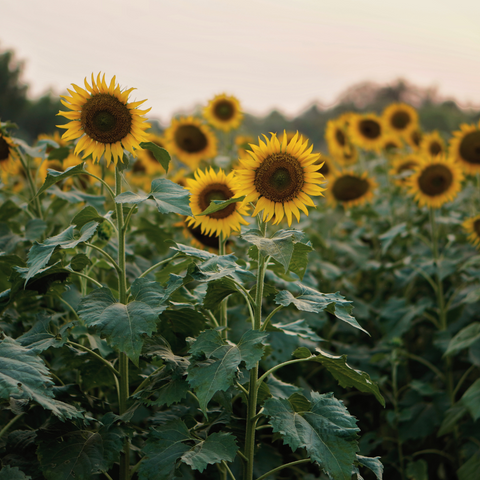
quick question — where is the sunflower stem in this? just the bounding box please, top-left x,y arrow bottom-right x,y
219,232 -> 228,339
115,166 -> 130,480
244,220 -> 267,480
15,146 -> 43,219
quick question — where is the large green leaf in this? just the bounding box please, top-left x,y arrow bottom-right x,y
0,199 -> 22,222
37,162 -> 87,196
461,378 -> 480,421
0,466 -> 31,480
0,336 -> 82,420
203,278 -> 239,310
71,205 -> 106,229
196,196 -> 246,216
25,221 -> 98,284
445,322 -> 480,357
406,459 -> 428,480
458,452 -> 480,480
16,312 -> 67,353
187,329 -> 267,412
357,455 -> 383,480
115,178 -> 192,216
25,219 -> 47,241
275,284 -> 368,334
181,432 -> 238,472
269,319 -> 323,342
140,141 -> 171,172
242,229 -> 309,273
263,392 -> 359,480
188,254 -> 253,283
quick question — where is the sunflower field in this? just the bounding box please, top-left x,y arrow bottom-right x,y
0,71 -> 480,480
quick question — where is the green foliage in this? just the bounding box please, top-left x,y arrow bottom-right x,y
197,195 -> 246,216
139,141 -> 171,172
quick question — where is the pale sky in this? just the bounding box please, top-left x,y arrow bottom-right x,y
1,0 -> 479,124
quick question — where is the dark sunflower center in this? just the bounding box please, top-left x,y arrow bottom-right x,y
385,141 -> 399,151
359,120 -> 381,139
398,161 -> 417,174
411,130 -> 422,146
132,159 -> 146,173
319,161 -> 329,176
198,183 -> 236,219
188,224 -> 219,249
459,131 -> 480,165
335,128 -> 346,146
429,141 -> 443,156
0,137 -> 10,162
254,153 -> 304,203
214,100 -> 235,121
418,164 -> 453,196
332,175 -> 369,202
81,93 -> 132,144
174,125 -> 208,153
474,219 -> 480,237
391,111 -> 411,129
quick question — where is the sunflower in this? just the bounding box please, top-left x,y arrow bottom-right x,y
185,168 -> 249,238
316,155 -> 335,178
406,128 -> 423,151
325,119 -> 350,158
132,133 -> 167,175
463,215 -> 480,249
332,143 -> 358,167
235,132 -> 325,226
57,73 -> 151,167
449,121 -> 480,175
406,155 -> 464,208
420,131 -> 445,158
381,133 -> 404,153
164,116 -> 217,170
348,113 -> 386,152
388,154 -> 422,186
382,103 -> 419,138
203,94 -> 243,132
0,132 -> 19,173
327,170 -> 377,208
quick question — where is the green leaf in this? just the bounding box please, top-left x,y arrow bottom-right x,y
310,348 -> 385,406
158,308 -> 206,350
115,178 -> 192,216
48,146 -> 70,161
0,336 -> 82,420
47,185 -> 106,210
37,162 -> 86,196
0,199 -> 21,222
24,219 -> 47,241
458,452 -> 480,480
269,319 -> 323,342
288,241 -> 314,280
139,419 -> 192,480
69,253 -> 92,272
406,459 -> 428,480
203,278 -> 239,310
242,229 -> 307,272
197,196 -> 246,216
438,404 -> 468,436
77,286 -> 160,365
379,222 -> 407,254
445,322 -> 480,356
37,431 -> 111,480
0,466 -> 31,480
181,432 -> 238,472
189,254 -> 253,282
357,455 -> 383,480
461,378 -> 480,421
187,329 -> 266,412
25,221 -> 98,284
266,375 -> 303,399
263,392 -> 359,480
16,312 -> 67,353
140,141 -> 171,172
71,206 -> 106,229
275,284 -> 368,334
170,242 -> 216,260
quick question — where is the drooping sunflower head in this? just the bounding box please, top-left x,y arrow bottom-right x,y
348,113 -> 386,152
0,132 -> 19,173
406,155 -> 464,208
164,116 -> 217,170
388,154 -> 422,186
203,94 -> 243,132
420,131 -> 445,158
463,215 -> 480,249
185,168 -> 249,238
406,128 -> 423,151
382,103 -> 419,137
325,119 -> 351,157
449,121 -> 480,175
235,132 -> 326,226
57,73 -> 151,167
327,170 -> 377,209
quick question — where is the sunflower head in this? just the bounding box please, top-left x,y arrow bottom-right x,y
0,132 -> 19,173
325,119 -> 351,157
406,155 -> 464,208
449,121 -> 480,175
164,116 -> 217,170
57,73 -> 151,167
420,131 -> 445,158
389,154 -> 422,186
327,170 -> 377,209
185,167 -> 249,238
382,103 -> 419,137
406,128 -> 423,151
381,133 -> 404,154
463,215 -> 480,249
235,132 -> 325,226
348,113 -> 386,152
203,94 -> 243,132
